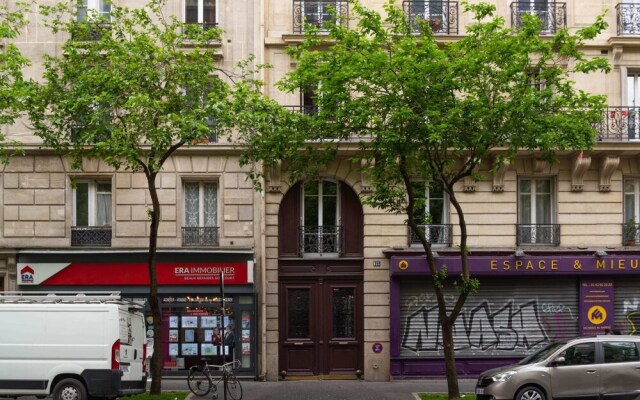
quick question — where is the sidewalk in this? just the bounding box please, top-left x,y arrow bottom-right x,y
179,378 -> 478,400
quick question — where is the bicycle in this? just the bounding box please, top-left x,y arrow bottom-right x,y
188,359 -> 242,400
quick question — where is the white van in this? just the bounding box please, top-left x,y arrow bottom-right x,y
0,292 -> 147,400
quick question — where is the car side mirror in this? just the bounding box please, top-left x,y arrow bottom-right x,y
550,356 -> 566,366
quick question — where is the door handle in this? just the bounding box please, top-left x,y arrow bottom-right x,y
586,369 -> 597,373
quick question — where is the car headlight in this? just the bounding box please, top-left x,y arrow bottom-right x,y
492,371 -> 516,382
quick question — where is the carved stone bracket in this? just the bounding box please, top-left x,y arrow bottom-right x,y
267,160 -> 282,193
571,153 -> 591,192
534,159 -> 550,174
492,159 -> 510,192
463,175 -> 477,192
360,159 -> 373,193
599,155 -> 620,192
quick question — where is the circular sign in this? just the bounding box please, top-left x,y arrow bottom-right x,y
398,260 -> 409,271
587,305 -> 607,325
372,342 -> 383,354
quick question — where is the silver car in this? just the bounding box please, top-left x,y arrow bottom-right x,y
475,335 -> 640,400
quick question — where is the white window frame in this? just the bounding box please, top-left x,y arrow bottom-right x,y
411,180 -> 449,246
624,177 -> 640,224
301,179 -> 341,257
79,0 -> 111,21
72,179 -> 112,227
184,0 -> 218,25
183,181 -> 218,228
518,177 -> 555,244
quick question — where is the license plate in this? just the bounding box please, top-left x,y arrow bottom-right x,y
475,388 -> 484,395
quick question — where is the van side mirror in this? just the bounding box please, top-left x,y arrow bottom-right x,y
550,356 -> 566,366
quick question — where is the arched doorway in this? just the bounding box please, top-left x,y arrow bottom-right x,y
278,179 -> 364,378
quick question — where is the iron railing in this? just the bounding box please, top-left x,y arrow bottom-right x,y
516,224 -> 560,246
293,0 -> 349,34
594,107 -> 640,141
617,3 -> 640,36
182,226 -> 220,246
71,226 -> 112,246
284,105 -> 319,115
402,1 -> 459,35
71,22 -> 111,41
299,225 -> 344,255
408,224 -> 453,246
622,222 -> 640,246
510,2 -> 566,34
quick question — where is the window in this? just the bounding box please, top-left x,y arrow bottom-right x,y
301,179 -> 341,255
619,0 -> 640,35
408,0 -> 444,33
626,73 -> 640,140
77,0 -> 111,21
603,341 -> 640,363
518,178 -> 558,245
624,178 -> 640,244
302,1 -> 338,31
185,0 -> 216,28
185,87 -> 219,143
301,85 -> 319,115
513,0 -> 556,33
183,181 -> 218,246
74,180 -> 112,227
410,181 -> 451,245
72,180 -> 112,246
561,342 -> 595,365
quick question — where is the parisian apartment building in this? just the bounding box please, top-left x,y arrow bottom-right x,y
3,0 -> 640,382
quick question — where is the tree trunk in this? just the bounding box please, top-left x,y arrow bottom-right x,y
147,172 -> 163,394
440,316 -> 460,399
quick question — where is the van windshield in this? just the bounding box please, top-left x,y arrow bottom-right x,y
518,342 -> 567,365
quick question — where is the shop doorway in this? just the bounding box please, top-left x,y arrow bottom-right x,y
279,278 -> 363,378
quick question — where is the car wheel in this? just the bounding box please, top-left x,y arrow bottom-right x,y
52,378 -> 87,400
515,386 -> 546,400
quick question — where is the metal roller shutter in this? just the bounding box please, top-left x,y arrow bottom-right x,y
399,276 -> 579,358
613,277 -> 640,335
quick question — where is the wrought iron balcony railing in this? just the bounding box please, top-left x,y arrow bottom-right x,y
402,1 -> 459,35
71,22 -> 112,41
516,224 -> 560,246
299,225 -> 344,255
182,226 -> 220,246
623,222 -> 640,246
510,2 -> 566,34
408,224 -> 453,246
617,3 -> 640,35
594,107 -> 640,141
284,105 -> 319,115
293,0 -> 349,34
71,226 -> 112,246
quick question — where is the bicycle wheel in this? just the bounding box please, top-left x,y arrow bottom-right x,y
187,367 -> 212,396
225,373 -> 243,400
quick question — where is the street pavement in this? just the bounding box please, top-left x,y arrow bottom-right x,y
160,377 -> 479,400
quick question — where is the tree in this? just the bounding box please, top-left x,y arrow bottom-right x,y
233,1 -> 609,397
28,0 -> 231,393
0,1 -> 30,160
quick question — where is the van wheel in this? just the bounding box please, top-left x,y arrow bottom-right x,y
515,386 -> 546,400
53,378 -> 87,400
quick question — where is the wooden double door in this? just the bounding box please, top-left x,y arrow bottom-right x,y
279,278 -> 363,377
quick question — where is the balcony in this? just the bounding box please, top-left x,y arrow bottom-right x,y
284,105 -> 319,115
70,22 -> 111,41
516,224 -> 560,246
617,3 -> 640,35
299,225 -> 344,256
595,107 -> 640,141
293,0 -> 349,34
402,1 -> 459,35
408,224 -> 453,246
510,2 -> 566,34
71,226 -> 112,246
182,226 -> 220,246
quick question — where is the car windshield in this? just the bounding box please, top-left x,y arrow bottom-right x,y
518,341 -> 567,365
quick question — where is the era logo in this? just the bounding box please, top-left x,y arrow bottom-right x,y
20,266 -> 34,283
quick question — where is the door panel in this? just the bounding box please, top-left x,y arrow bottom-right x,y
280,279 -> 363,377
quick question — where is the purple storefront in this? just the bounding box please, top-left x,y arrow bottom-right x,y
388,251 -> 640,378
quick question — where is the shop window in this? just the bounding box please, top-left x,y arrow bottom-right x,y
410,181 -> 451,246
183,181 -> 219,246
185,0 -> 217,29
71,179 -> 112,246
517,177 -> 559,245
301,179 -> 342,256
